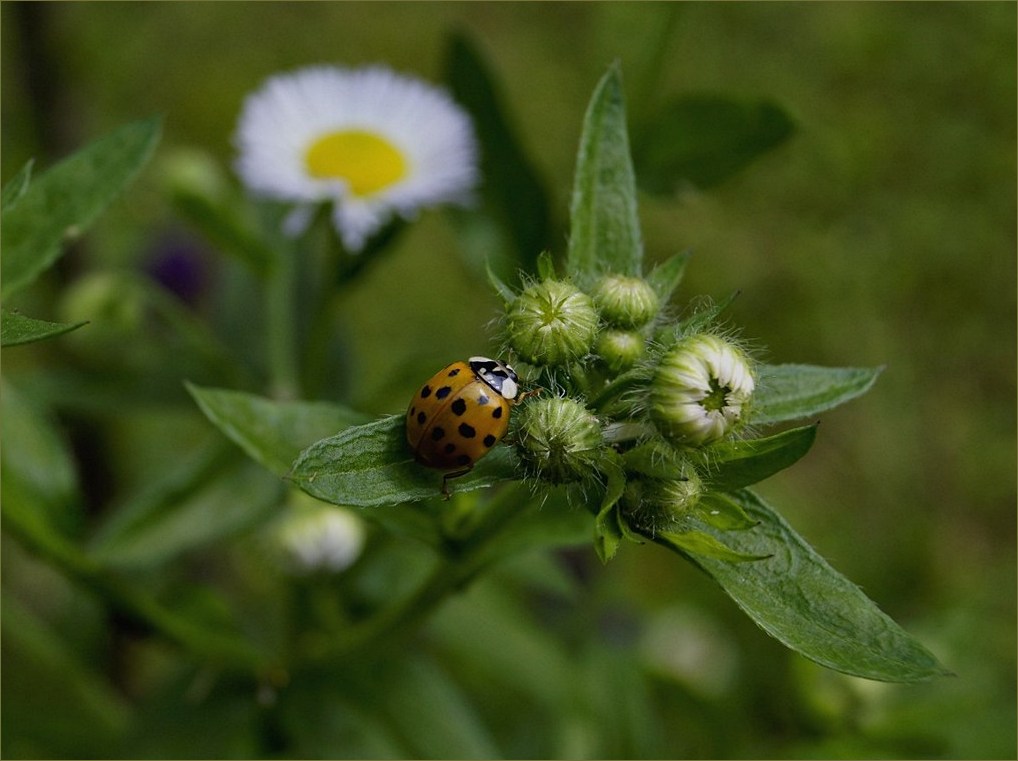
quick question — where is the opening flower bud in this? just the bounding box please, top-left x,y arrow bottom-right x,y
596,329 -> 646,373
505,280 -> 599,366
514,396 -> 603,483
650,334 -> 755,446
592,274 -> 660,328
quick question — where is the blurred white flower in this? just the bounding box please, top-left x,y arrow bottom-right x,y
277,503 -> 366,574
234,65 -> 479,252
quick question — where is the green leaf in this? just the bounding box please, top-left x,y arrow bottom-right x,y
486,260 -> 516,305
91,459 -> 284,569
567,63 -> 643,283
657,528 -> 769,563
754,364 -> 883,425
0,378 -> 82,537
535,250 -> 557,281
661,489 -> 952,682
593,454 -> 627,563
646,250 -> 691,304
187,383 -> 370,476
634,94 -> 795,193
702,423 -> 818,491
2,596 -> 129,757
1,117 -> 162,299
1,309 -> 87,347
1,159 -> 33,212
696,491 -> 758,531
444,31 -> 550,278
290,415 -> 518,508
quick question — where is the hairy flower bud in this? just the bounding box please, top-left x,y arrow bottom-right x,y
592,274 -> 660,328
650,334 -> 755,446
514,396 -> 602,483
623,469 -> 704,530
505,280 -> 599,366
596,329 -> 646,373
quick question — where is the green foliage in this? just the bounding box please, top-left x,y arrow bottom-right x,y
634,93 -> 796,193
1,117 -> 162,299
567,64 -> 644,283
3,7 -> 1010,758
656,489 -> 950,682
1,309 -> 87,347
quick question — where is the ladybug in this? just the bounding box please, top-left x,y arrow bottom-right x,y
406,356 -> 526,496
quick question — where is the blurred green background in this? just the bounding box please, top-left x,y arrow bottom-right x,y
2,2 -> 1015,758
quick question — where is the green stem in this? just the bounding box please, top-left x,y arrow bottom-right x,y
304,484 -> 527,665
266,246 -> 301,400
3,507 -> 272,672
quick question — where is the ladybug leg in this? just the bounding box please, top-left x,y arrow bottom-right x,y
517,387 -> 541,403
441,466 -> 473,500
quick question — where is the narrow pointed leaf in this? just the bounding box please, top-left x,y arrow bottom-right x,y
702,423 -> 818,491
646,250 -> 691,304
444,31 -> 550,276
486,260 -> 516,305
593,452 -> 627,563
91,460 -> 284,569
187,383 -> 370,475
754,364 -> 883,425
290,415 -> 518,508
635,94 -> 795,193
697,491 -> 758,531
657,529 -> 769,563
664,489 -> 951,682
1,160 -> 33,212
1,309 -> 87,347
2,117 -> 162,299
567,64 -> 643,282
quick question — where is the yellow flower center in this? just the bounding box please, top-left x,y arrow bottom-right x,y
304,129 -> 408,196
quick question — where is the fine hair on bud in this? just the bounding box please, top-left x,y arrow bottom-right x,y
649,332 -> 756,446
504,278 -> 599,367
592,274 -> 660,329
514,396 -> 603,484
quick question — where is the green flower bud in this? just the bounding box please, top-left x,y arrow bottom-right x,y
623,468 -> 704,531
515,396 -> 602,483
505,280 -> 599,367
650,334 -> 755,446
596,329 -> 646,373
592,274 -> 660,328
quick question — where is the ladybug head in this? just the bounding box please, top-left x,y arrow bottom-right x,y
469,356 -> 519,400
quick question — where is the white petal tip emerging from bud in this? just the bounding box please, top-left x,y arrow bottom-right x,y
650,334 -> 755,446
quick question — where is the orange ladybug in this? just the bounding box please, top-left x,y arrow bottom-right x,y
406,357 -> 523,494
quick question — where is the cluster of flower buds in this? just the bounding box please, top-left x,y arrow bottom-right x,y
499,263 -> 757,536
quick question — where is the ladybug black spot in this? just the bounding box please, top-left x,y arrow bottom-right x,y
420,385 -> 432,399
456,454 -> 472,466
444,443 -> 456,454
448,367 -> 461,377
436,386 -> 452,400
458,423 -> 476,438
431,426 -> 446,441
492,407 -> 503,419
417,411 -> 427,425
483,434 -> 497,447
451,398 -> 467,416
477,394 -> 490,406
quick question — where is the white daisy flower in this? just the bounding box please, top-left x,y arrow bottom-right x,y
234,65 -> 479,252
